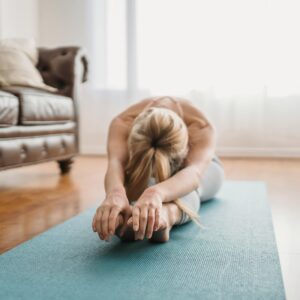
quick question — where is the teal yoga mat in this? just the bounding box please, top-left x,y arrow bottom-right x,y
0,181 -> 285,300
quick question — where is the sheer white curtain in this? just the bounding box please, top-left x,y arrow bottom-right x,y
84,0 -> 300,156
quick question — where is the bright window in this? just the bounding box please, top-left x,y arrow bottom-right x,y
136,0 -> 300,97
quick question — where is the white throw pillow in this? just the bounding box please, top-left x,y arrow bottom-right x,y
0,38 -> 57,92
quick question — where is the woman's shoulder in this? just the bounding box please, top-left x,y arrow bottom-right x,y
174,98 -> 209,128
137,96 -> 210,128
115,98 -> 153,122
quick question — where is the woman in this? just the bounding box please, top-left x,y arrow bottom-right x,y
92,96 -> 224,243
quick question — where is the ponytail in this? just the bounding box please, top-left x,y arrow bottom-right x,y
125,147 -> 202,228
153,149 -> 202,228
124,147 -> 155,202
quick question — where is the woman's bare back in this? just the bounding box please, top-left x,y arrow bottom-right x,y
116,96 -> 209,130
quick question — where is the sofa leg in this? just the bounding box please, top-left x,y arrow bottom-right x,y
58,158 -> 74,175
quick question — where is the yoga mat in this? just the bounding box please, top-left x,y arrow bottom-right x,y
0,181 -> 285,300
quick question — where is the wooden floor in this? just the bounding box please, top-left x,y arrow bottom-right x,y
0,156 -> 299,299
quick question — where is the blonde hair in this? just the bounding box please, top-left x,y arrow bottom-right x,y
124,106 -> 201,227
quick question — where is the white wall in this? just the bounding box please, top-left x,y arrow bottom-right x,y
38,0 -> 87,48
0,0 -> 39,40
38,0 -> 111,155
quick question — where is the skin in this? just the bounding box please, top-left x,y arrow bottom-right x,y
92,96 -> 216,242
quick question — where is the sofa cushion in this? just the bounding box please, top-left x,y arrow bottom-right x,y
1,87 -> 74,125
0,38 -> 57,92
0,91 -> 19,127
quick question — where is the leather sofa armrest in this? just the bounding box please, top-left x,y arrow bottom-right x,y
37,46 -> 88,98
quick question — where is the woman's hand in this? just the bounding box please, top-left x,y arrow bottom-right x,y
128,188 -> 164,240
92,189 -> 132,241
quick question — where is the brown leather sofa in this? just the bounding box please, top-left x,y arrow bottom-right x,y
0,46 -> 88,173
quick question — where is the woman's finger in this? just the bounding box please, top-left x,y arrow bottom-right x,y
108,207 -> 121,236
119,210 -> 131,236
95,210 -> 103,237
132,206 -> 140,232
93,207 -> 102,232
101,207 -> 111,240
92,214 -> 96,232
138,206 -> 148,240
146,208 -> 155,238
154,208 -> 160,231
127,216 -> 133,227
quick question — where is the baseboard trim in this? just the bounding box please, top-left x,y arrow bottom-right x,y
217,147 -> 300,158
80,145 -> 300,158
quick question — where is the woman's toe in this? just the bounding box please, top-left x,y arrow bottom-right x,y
149,217 -> 170,243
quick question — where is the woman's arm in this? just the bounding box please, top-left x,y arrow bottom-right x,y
93,99 -> 153,241
92,117 -> 131,241
104,117 -> 131,196
145,100 -> 217,202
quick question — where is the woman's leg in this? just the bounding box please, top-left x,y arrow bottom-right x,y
176,156 -> 225,225
198,156 -> 225,202
175,190 -> 201,225
117,157 -> 224,241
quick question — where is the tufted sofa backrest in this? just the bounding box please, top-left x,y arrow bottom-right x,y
37,47 -> 88,98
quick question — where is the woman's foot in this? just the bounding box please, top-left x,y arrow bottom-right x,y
126,210 -> 170,242
115,215 -> 136,241
149,206 -> 171,243
149,203 -> 182,243
124,203 -> 183,243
